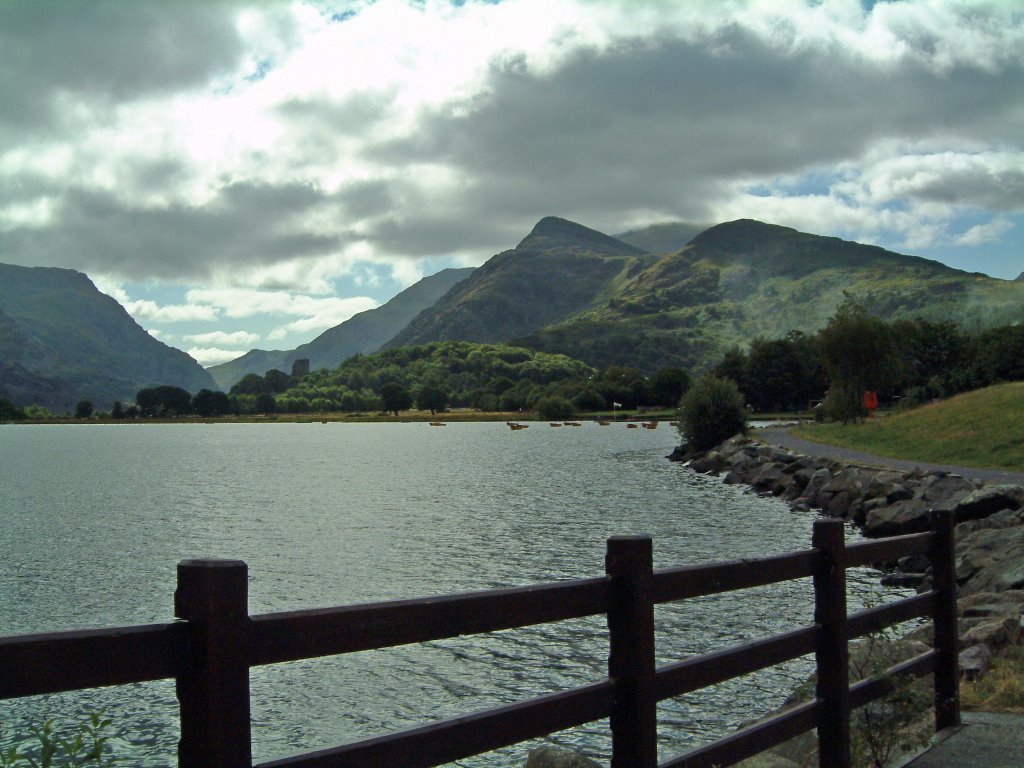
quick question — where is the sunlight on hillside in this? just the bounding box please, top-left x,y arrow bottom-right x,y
795,383 -> 1024,471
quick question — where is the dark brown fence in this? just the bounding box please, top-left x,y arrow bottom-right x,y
0,511 -> 960,768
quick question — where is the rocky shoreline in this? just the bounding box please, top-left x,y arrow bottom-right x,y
524,435 -> 1024,768
670,432 -> 1024,671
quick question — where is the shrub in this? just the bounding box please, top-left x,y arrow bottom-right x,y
675,374 -> 747,451
824,382 -> 866,424
1,710 -> 115,767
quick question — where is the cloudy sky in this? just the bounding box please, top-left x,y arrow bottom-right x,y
2,0 -> 1022,366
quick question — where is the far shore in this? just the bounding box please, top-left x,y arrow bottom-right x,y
2,408 -> 684,425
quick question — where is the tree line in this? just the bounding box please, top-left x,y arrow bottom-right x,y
711,299 -> 1024,422
5,308 -> 1021,423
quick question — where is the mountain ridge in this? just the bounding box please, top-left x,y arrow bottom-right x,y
207,266 -> 474,389
383,220 -> 649,349
382,217 -> 1024,373
0,263 -> 216,411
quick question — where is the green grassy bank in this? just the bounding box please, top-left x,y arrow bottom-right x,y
793,382 -> 1024,471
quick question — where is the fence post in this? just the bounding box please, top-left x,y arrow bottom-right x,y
606,536 -> 657,768
930,509 -> 961,731
175,559 -> 252,768
813,519 -> 850,768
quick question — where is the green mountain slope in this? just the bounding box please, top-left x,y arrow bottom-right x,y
208,267 -> 474,390
0,263 -> 216,411
384,217 -> 651,349
522,219 -> 1024,371
373,217 -> 1023,374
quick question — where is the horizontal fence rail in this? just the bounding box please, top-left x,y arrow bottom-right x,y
249,577 -> 612,666
0,623 -> 186,698
0,511 -> 961,768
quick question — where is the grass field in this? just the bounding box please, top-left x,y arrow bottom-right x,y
792,382 -> 1024,471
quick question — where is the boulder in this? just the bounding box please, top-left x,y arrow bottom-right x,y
689,451 -> 726,474
751,464 -> 787,493
914,473 -> 975,506
958,525 -> 1024,595
957,589 -> 1024,619
524,746 -> 602,768
800,468 -> 834,508
958,643 -> 992,680
866,471 -> 914,504
953,484 -> 1024,523
955,509 -> 1023,537
827,490 -> 854,519
960,615 -> 1022,649
863,499 -> 932,537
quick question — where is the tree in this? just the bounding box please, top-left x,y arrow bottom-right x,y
0,398 -> 25,421
713,346 -> 749,394
74,400 -> 94,419
379,382 -> 412,416
651,367 -> 691,408
537,396 -> 575,420
415,383 -> 449,415
254,392 -> 277,414
230,373 -> 269,396
675,374 -> 748,452
110,401 -> 125,419
744,337 -> 817,412
263,368 -> 293,394
572,387 -> 606,412
136,385 -> 192,417
818,300 -> 901,423
191,389 -> 231,417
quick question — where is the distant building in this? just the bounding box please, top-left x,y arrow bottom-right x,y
291,359 -> 310,378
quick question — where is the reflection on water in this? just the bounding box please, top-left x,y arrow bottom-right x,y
0,423 -> 902,765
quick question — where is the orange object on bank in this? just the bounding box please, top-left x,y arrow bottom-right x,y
864,390 -> 878,415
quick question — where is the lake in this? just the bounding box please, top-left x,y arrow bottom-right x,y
0,422 -> 900,765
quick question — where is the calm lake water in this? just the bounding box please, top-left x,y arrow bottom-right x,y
0,422 -> 900,766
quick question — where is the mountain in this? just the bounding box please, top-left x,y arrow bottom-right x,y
521,219 -> 1024,371
207,267 -> 474,390
383,217 -> 650,349
376,217 -> 1024,374
0,263 -> 216,411
614,222 -> 710,254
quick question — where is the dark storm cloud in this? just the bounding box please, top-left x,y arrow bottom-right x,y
336,179 -> 395,219
0,0 -> 249,136
0,182 -> 344,280
371,213 -> 528,257
908,164 -> 1024,212
369,26 -> 1024,237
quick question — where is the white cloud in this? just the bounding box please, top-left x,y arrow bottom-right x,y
953,218 -> 1015,247
184,287 -> 376,320
184,330 -> 261,346
124,298 -> 220,323
187,346 -> 249,366
1,0 -> 1021,305
711,143 -> 1024,252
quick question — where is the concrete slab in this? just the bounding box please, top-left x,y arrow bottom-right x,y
899,712 -> 1024,768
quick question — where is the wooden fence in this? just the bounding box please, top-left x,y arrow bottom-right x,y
0,511 -> 961,768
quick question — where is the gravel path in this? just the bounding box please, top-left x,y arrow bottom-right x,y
756,426 -> 1024,486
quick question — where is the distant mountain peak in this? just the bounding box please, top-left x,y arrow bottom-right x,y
517,216 -> 647,256
689,219 -> 798,250
1016,271 -> 1024,282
